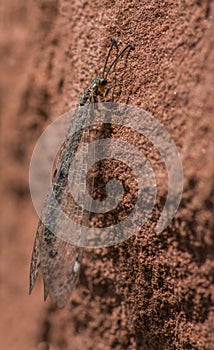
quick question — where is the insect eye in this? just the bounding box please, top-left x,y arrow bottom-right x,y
99,79 -> 107,86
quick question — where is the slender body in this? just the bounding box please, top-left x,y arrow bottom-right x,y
29,39 -> 134,308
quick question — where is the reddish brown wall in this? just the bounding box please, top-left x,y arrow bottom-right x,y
1,1 -> 214,349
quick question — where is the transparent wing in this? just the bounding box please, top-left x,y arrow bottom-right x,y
30,105 -> 92,307
41,237 -> 83,308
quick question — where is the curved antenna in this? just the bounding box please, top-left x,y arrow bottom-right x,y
102,38 -> 118,79
104,43 -> 134,80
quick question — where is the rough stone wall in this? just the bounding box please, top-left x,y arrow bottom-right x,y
1,1 -> 214,349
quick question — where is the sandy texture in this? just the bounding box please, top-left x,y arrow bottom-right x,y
1,0 -> 214,349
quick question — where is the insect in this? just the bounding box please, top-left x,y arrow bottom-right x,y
29,39 -> 134,308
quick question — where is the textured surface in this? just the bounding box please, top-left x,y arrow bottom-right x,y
1,0 -> 214,349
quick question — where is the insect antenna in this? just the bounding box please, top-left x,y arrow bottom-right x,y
104,42 -> 134,80
102,38 -> 119,79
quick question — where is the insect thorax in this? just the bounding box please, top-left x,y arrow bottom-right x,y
79,77 -> 108,106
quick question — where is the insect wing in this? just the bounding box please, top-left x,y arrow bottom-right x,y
30,106 -> 91,307
40,237 -> 83,308
29,220 -> 43,294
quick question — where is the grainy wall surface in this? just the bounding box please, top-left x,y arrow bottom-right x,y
1,1 -> 214,349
